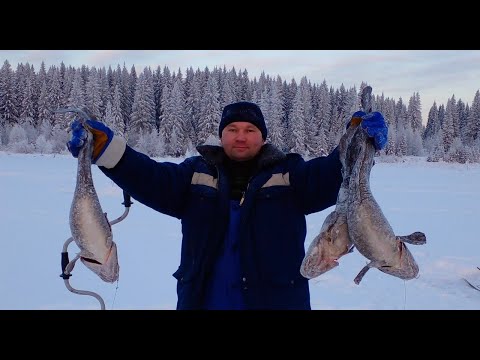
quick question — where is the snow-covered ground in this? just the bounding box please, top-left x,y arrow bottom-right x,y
1,152 -> 479,310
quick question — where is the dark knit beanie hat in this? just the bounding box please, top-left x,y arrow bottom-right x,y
219,101 -> 267,140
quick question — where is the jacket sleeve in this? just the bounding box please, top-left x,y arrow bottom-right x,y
99,145 -> 196,219
289,146 -> 343,215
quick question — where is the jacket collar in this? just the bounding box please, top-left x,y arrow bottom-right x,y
196,143 -> 286,170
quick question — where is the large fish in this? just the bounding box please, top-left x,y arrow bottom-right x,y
301,85 -> 426,284
69,122 -> 120,283
300,88 -> 371,279
299,121 -> 359,278
346,123 -> 426,284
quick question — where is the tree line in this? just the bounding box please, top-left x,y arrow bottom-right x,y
0,59 -> 479,163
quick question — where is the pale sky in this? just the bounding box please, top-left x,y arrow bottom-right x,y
2,50 -> 479,122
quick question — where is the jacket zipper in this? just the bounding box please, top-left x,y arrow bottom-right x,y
239,180 -> 252,206
239,191 -> 246,206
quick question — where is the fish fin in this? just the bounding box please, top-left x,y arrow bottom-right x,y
396,232 -> 426,245
354,264 -> 370,285
104,212 -> 112,231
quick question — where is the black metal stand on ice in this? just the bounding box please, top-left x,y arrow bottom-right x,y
59,190 -> 133,309
54,107 -> 133,310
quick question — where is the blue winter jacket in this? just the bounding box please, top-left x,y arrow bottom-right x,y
100,143 -> 343,310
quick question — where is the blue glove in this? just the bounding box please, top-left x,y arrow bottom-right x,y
346,111 -> 388,150
360,111 -> 388,150
67,119 -> 114,163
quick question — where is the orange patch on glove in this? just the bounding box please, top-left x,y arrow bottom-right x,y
89,127 -> 109,160
349,116 -> 362,127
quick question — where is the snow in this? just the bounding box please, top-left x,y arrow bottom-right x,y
1,152 -> 479,310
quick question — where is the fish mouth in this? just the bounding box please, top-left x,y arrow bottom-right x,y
80,256 -> 102,265
300,257 -> 339,279
80,242 -> 119,283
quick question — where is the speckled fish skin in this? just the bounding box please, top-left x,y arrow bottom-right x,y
300,88 -> 373,279
346,125 -> 425,284
300,123 -> 358,279
70,129 -> 119,283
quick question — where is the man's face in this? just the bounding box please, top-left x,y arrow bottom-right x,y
220,121 -> 265,161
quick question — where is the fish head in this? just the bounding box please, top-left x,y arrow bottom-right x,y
301,215 -> 352,279
378,242 -> 419,280
80,241 -> 120,283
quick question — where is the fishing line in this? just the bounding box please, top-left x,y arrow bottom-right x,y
111,279 -> 120,310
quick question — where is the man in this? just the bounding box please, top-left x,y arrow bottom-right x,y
67,101 -> 387,309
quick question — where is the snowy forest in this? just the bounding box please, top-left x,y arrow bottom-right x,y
1,59 -> 479,163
